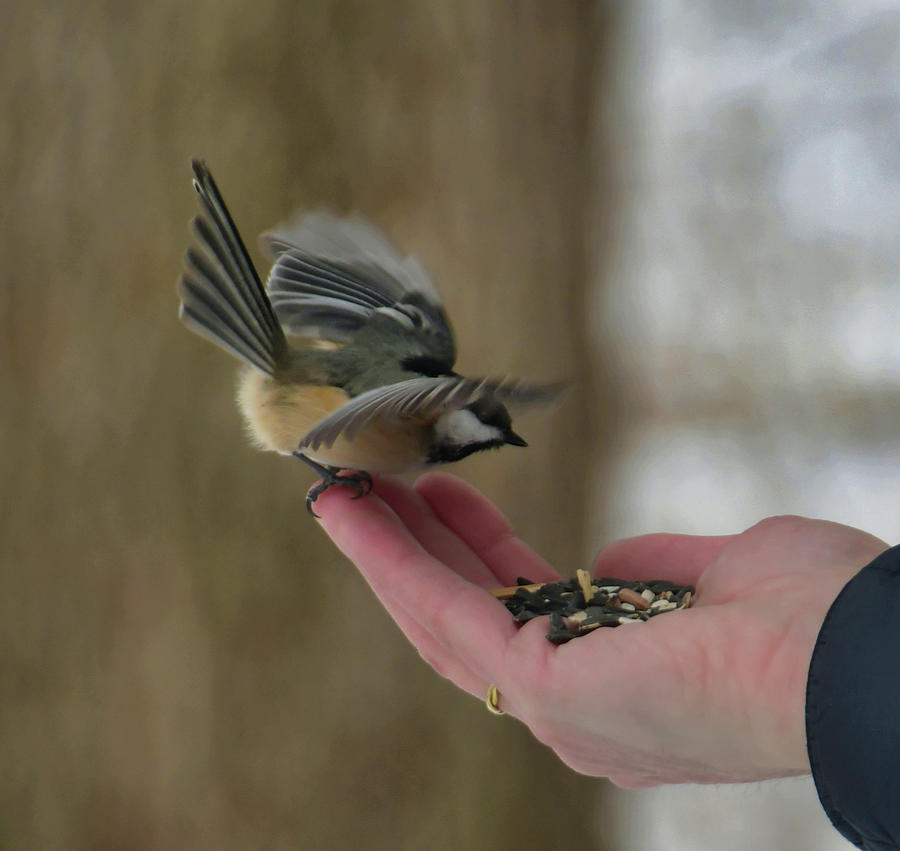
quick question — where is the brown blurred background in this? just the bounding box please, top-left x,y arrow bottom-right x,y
7,1 -> 900,849
1,2 -> 612,849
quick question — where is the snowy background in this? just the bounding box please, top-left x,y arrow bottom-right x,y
593,3 -> 900,848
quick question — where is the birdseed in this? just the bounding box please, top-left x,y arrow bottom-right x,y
491,576 -> 695,644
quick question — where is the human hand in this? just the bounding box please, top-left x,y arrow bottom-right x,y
314,473 -> 888,788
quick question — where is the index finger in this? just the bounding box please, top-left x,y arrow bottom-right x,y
315,486 -> 516,681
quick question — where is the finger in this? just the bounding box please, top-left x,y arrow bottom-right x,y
377,477 -> 562,712
369,477 -> 499,587
382,603 -> 486,700
414,472 -> 560,585
592,532 -> 737,586
395,618 -> 520,717
317,483 -> 492,683
335,509 -> 483,696
315,485 -> 515,681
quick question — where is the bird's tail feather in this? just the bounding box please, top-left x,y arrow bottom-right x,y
178,159 -> 286,375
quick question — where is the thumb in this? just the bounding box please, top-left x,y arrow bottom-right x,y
593,532 -> 736,586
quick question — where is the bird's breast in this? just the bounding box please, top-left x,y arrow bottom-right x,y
237,369 -> 429,473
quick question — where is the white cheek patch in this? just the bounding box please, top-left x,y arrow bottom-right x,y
434,409 -> 502,446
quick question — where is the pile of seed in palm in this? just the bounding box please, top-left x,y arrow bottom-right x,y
491,570 -> 695,644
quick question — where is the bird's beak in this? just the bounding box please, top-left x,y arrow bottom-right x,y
504,430 -> 528,447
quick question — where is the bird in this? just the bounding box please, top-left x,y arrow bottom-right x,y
177,159 -> 562,515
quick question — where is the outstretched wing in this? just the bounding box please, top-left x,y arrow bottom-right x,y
260,212 -> 456,369
298,375 -> 563,450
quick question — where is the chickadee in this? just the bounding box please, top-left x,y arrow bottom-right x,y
178,159 -> 561,514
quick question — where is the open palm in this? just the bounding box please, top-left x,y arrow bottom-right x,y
316,473 -> 887,787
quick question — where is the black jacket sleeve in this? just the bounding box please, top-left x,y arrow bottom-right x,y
806,544 -> 900,851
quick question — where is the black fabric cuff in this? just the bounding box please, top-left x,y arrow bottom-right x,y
806,544 -> 900,851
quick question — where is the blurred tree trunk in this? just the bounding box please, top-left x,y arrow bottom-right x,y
0,1 -> 615,848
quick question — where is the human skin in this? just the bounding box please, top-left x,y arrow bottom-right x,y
314,473 -> 888,788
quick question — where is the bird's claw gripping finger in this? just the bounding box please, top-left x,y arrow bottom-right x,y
303,468 -> 374,517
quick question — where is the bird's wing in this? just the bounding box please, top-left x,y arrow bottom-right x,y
260,211 -> 456,368
298,375 -> 563,450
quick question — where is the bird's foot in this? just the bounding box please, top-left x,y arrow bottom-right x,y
293,453 -> 373,517
304,470 -> 373,516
